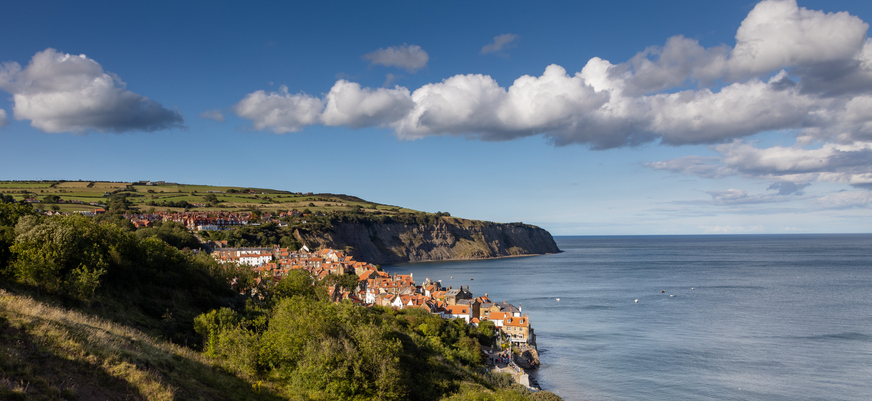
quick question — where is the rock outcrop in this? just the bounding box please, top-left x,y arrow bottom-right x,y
294,217 -> 560,265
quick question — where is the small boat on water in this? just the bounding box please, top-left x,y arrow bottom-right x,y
556,298 -> 560,302
635,299 -> 639,303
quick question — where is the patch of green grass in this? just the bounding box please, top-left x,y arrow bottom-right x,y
0,182 -> 56,189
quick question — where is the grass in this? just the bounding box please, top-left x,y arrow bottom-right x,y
54,182 -> 91,188
0,288 -> 284,400
0,182 -> 57,189
0,180 -> 430,216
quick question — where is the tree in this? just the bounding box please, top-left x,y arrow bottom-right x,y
0,202 -> 36,274
11,215 -> 118,299
135,221 -> 200,250
108,193 -> 132,212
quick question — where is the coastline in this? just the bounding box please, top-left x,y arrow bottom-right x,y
386,250 -> 562,267
384,253 -> 553,392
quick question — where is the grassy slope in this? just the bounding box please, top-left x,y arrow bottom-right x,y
0,288 -> 283,401
0,180 -> 419,215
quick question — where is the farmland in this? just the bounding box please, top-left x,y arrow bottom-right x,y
0,180 -> 421,215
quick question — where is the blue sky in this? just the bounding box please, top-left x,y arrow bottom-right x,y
3,0 -> 872,235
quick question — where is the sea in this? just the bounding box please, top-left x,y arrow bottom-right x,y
385,234 -> 872,401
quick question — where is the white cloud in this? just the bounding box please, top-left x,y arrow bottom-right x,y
321,80 -> 414,128
235,0 -> 872,191
363,44 -> 428,72
199,109 -> 225,122
729,0 -> 868,79
0,109 -> 8,127
0,48 -> 183,133
481,34 -> 519,55
233,86 -> 323,133
392,65 -> 609,142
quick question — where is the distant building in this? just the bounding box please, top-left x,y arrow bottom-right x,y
445,285 -> 473,305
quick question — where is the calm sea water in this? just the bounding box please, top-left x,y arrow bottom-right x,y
386,235 -> 872,401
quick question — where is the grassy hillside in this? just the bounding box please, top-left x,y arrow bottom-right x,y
0,180 -> 421,215
0,288 -> 286,400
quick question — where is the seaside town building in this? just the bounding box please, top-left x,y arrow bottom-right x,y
210,245 -> 535,351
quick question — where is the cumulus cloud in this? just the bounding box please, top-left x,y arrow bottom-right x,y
235,0 -> 872,192
199,110 -> 225,122
233,86 -> 323,133
729,0 -> 868,79
481,34 -> 519,55
321,80 -> 414,128
363,44 -> 428,72
0,48 -> 183,133
0,109 -> 8,127
238,1 -> 872,148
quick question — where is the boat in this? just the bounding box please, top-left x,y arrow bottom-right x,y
556,298 -> 560,302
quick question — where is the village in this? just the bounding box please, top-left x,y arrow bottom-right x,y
210,242 -> 542,389
15,195 -> 545,388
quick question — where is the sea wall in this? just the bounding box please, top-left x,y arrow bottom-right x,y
294,218 -> 560,265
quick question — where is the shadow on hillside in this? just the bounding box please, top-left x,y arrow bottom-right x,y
0,285 -> 287,401
0,318 -> 147,400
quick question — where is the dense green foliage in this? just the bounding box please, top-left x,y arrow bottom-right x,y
194,286 -> 533,401
0,211 -> 238,345
134,220 -> 201,249
0,202 -> 37,276
200,222 -> 302,249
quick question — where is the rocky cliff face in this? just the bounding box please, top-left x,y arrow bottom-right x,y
294,217 -> 560,265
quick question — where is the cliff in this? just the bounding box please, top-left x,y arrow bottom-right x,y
293,217 -> 560,265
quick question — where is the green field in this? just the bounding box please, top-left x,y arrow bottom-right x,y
0,180 -> 421,215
